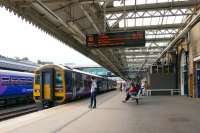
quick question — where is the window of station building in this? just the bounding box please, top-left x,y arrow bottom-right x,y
197,62 -> 200,69
55,71 -> 63,88
169,65 -> 175,73
152,65 -> 158,73
158,65 -> 163,73
164,65 -> 169,73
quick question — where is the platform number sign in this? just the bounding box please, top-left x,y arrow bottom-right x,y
86,31 -> 145,48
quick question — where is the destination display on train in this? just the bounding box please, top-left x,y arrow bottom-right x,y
86,31 -> 145,48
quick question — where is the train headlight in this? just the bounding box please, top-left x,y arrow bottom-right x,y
35,89 -> 40,93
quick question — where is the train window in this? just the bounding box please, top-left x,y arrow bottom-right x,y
11,77 -> 19,85
20,78 -> 26,81
66,71 -> 73,92
1,77 -> 10,81
20,78 -> 33,84
35,74 -> 40,84
27,78 -> 33,83
11,78 -> 18,81
55,71 -> 62,88
0,76 -> 10,85
44,73 -> 50,84
75,73 -> 83,90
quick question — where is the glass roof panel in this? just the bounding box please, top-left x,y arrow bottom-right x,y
108,20 -> 116,26
106,0 -> 193,74
151,17 -> 160,25
114,0 -> 190,6
136,18 -> 143,26
127,19 -> 135,27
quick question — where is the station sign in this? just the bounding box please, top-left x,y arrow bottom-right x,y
86,31 -> 145,48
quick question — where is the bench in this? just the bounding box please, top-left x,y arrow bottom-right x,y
130,89 -> 142,105
146,89 -> 180,96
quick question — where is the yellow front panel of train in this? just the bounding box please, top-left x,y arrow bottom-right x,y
33,73 -> 41,99
44,84 -> 51,100
34,84 -> 40,97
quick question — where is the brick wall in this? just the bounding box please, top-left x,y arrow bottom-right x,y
189,21 -> 200,97
190,22 -> 200,58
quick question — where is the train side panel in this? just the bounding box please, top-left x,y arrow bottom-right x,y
65,71 -> 91,100
0,74 -> 33,97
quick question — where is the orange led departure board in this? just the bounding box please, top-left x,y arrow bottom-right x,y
86,31 -> 145,48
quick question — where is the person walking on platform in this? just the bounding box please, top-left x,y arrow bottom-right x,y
89,77 -> 97,109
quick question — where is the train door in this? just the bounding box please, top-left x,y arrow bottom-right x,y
76,73 -> 83,96
196,65 -> 200,98
72,72 -> 76,98
180,51 -> 188,96
184,70 -> 188,96
66,70 -> 73,98
41,69 -> 54,101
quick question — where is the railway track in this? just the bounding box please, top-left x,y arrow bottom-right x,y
0,104 -> 38,121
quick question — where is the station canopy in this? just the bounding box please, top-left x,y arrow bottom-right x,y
0,0 -> 199,79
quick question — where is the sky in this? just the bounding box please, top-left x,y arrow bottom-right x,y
0,7 -> 98,66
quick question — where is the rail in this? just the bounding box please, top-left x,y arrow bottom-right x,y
0,104 -> 37,121
146,89 -> 180,96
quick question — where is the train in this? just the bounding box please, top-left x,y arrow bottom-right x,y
0,69 -> 34,106
33,64 -> 116,108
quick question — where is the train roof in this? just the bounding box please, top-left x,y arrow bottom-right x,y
35,64 -> 107,79
0,69 -> 34,77
0,58 -> 38,72
72,68 -> 105,79
35,64 -> 71,72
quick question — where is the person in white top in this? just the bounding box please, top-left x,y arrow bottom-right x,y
89,77 -> 97,109
141,81 -> 145,96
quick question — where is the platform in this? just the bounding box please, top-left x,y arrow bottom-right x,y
1,91 -> 200,133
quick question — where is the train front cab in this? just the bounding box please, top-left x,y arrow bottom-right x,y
33,65 -> 66,109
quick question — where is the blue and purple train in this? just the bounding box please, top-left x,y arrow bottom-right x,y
33,64 -> 116,108
0,64 -> 116,107
0,69 -> 34,105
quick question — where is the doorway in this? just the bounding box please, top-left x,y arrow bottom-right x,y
196,62 -> 200,98
180,51 -> 188,96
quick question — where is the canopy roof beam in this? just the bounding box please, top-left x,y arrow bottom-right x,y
111,23 -> 184,31
106,1 -> 198,13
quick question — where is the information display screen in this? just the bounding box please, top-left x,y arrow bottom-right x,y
86,31 -> 145,48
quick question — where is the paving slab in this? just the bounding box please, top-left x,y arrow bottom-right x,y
0,91 -> 200,133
